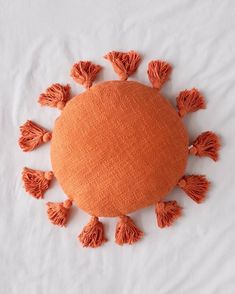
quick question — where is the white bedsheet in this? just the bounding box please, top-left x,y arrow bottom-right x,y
0,1 -> 235,293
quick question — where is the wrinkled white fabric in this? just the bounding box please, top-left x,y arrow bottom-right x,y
0,1 -> 235,293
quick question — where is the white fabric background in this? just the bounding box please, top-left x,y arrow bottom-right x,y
0,0 -> 235,293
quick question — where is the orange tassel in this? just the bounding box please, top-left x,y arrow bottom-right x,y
78,217 -> 106,248
47,199 -> 72,227
115,215 -> 143,245
155,201 -> 182,228
22,167 -> 54,199
176,88 -> 206,117
38,83 -> 70,110
70,61 -> 102,89
104,50 -> 141,81
178,175 -> 210,203
19,120 -> 52,152
147,60 -> 172,89
189,131 -> 220,161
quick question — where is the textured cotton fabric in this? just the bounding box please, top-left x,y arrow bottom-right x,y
51,81 -> 188,216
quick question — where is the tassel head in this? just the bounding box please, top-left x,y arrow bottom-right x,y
44,171 -> 54,180
42,132 -> 52,143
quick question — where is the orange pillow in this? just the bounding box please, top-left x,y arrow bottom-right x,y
19,51 -> 220,248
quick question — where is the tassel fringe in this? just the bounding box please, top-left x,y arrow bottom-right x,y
70,61 -> 102,88
104,50 -> 141,81
178,175 -> 210,203
155,201 -> 182,228
176,88 -> 206,117
189,131 -> 220,161
19,120 -> 51,152
115,215 -> 143,245
47,199 -> 72,227
38,83 -> 71,110
22,167 -> 54,199
78,217 -> 106,248
147,60 -> 172,90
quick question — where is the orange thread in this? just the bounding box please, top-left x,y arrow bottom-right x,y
176,88 -> 206,117
78,217 -> 106,248
47,199 -> 72,227
147,60 -> 172,89
189,131 -> 220,161
70,61 -> 102,88
104,51 -> 141,81
22,167 -> 54,199
38,83 -> 70,109
155,201 -> 182,228
178,175 -> 210,203
115,215 -> 143,245
19,120 -> 51,152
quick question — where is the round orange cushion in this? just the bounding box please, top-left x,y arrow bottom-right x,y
51,80 -> 189,217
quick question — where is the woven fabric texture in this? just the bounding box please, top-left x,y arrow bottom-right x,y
51,81 -> 189,217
